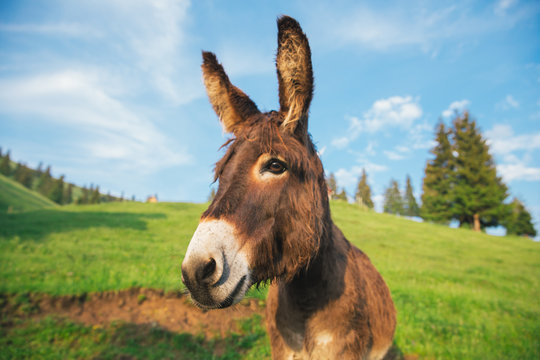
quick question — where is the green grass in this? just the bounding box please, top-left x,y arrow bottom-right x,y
1,201 -> 539,359
0,174 -> 57,213
0,315 -> 270,359
0,202 -> 203,295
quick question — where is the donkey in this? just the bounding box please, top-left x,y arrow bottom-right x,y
181,16 -> 396,359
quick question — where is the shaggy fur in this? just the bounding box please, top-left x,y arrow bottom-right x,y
194,15 -> 396,359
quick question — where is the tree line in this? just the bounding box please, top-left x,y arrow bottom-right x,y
326,111 -> 536,238
0,148 -> 128,205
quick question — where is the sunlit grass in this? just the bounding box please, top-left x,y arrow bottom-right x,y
1,200 -> 539,359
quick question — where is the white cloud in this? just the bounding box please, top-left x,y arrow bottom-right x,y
0,70 -> 191,173
495,0 -> 518,16
315,1 -> 535,54
485,124 -> 540,182
409,121 -> 436,149
335,163 -> 388,188
486,124 -> 540,154
107,0 -> 198,105
498,163 -> 540,182
442,99 -> 470,118
332,96 -> 422,148
32,0 -> 200,106
325,4 -> 460,51
384,150 -> 406,160
365,141 -> 377,156
0,23 -> 101,37
496,94 -> 520,110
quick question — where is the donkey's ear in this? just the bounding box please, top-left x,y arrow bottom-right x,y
276,16 -> 313,140
202,51 -> 260,134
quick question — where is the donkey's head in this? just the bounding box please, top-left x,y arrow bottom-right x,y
181,16 -> 330,309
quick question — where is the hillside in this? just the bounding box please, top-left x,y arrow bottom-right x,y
0,201 -> 539,359
0,173 -> 57,213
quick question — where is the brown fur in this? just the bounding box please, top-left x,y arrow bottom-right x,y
197,15 -> 396,359
201,51 -> 260,134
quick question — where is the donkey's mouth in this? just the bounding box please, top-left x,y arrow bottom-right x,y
188,274 -> 250,310
217,275 -> 248,308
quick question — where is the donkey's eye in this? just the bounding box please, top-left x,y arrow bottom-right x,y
263,159 -> 287,175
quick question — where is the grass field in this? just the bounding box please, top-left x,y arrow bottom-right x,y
0,174 -> 56,213
1,201 -> 539,359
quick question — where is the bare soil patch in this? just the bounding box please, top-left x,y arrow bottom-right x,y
0,288 -> 265,338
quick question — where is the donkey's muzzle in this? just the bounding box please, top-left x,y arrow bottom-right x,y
181,219 -> 251,309
181,255 -> 222,306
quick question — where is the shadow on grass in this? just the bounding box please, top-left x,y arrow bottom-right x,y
0,315 -> 270,360
0,209 -> 167,242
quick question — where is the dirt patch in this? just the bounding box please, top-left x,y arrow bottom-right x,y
0,288 -> 265,338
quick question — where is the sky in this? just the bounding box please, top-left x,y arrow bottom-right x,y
1,0 -> 539,236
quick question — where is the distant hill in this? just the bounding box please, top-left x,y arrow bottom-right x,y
0,149 -> 126,205
0,173 -> 57,213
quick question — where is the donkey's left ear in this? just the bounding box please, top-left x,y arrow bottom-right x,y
276,16 -> 314,141
202,51 -> 260,135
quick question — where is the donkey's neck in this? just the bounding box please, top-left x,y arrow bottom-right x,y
280,222 -> 349,313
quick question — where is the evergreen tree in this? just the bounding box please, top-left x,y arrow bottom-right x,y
451,111 -> 508,231
335,188 -> 348,202
503,198 -> 537,237
0,151 -> 10,176
404,175 -> 420,217
354,168 -> 374,208
50,175 -> 65,204
421,122 -> 454,224
65,183 -> 73,204
79,186 -> 89,204
91,186 -> 101,204
326,173 -> 338,200
37,165 -> 53,197
1,151 -> 12,176
14,163 -> 33,189
383,179 -> 404,215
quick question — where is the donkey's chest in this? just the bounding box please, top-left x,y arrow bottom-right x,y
267,286 -> 353,359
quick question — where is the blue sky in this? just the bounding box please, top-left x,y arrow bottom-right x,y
1,0 -> 539,234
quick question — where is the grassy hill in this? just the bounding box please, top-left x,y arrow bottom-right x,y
1,201 -> 539,359
0,173 -> 57,213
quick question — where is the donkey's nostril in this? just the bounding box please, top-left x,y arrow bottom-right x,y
199,258 -> 217,283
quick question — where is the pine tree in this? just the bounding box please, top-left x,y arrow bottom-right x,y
383,179 -> 404,215
335,188 -> 348,202
354,168 -> 374,209
91,186 -> 101,204
79,186 -> 89,204
326,173 -> 337,200
0,150 -> 11,176
50,175 -> 65,204
14,163 -> 33,189
37,165 -> 53,197
421,122 -> 454,224
503,198 -> 537,237
451,111 -> 508,231
404,175 -> 420,217
65,183 -> 73,204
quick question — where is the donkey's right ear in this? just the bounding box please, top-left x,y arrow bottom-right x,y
201,51 -> 260,134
